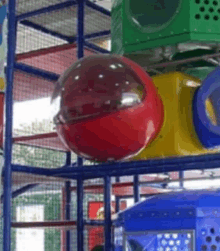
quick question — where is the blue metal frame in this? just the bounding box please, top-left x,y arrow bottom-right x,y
77,1 -> 85,250
19,19 -> 110,45
134,175 -> 140,203
14,62 -> 59,81
104,176 -> 112,251
4,0 -> 220,251
1,184 -> 37,203
115,177 -> 120,213
3,0 -> 17,250
179,171 -> 184,189
11,152 -> 220,179
86,0 -> 111,16
65,152 -> 72,251
16,1 -> 77,21
84,40 -> 110,54
20,19 -> 74,42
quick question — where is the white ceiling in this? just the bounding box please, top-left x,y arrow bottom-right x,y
91,0 -> 112,10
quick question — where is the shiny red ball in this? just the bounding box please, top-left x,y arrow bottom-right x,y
52,55 -> 163,162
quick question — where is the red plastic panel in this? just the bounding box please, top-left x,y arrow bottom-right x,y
16,43 -> 96,75
13,70 -> 55,101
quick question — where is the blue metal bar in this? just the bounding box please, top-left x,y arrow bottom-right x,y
115,176 -> 120,213
77,0 -> 85,249
134,175 -> 140,203
4,0 -> 17,250
86,0 -> 111,16
77,177 -> 84,251
179,171 -> 184,189
115,197 -> 120,213
16,1 -> 77,21
84,41 -> 110,54
84,30 -> 110,40
65,152 -> 71,251
104,176 -> 112,251
28,153 -> 220,175
14,62 -> 59,81
85,219 -> 104,226
12,152 -> 220,179
77,157 -> 83,167
77,0 -> 85,59
1,184 -> 37,203
19,20 -> 74,42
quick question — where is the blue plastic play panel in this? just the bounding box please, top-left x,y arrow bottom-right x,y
193,67 -> 220,148
114,190 -> 220,251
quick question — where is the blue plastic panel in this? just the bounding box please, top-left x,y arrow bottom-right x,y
193,67 -> 220,148
124,230 -> 194,251
196,217 -> 220,251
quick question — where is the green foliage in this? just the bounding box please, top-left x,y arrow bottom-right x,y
12,192 -> 61,251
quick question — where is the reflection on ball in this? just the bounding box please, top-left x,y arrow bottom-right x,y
52,54 -> 163,162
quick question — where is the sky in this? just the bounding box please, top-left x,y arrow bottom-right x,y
13,97 -> 53,129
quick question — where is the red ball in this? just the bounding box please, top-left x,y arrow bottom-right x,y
51,55 -> 164,162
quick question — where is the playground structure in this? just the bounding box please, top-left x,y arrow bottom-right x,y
2,1 -> 220,251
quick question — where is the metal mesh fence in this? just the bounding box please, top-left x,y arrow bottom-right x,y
2,1 -> 157,251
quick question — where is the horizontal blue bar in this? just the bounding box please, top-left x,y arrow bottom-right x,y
84,41 -> 110,54
20,20 -> 74,42
86,0 -> 111,16
1,184 -> 38,203
14,62 -> 59,81
40,153 -> 220,175
85,220 -> 104,226
12,153 -> 220,180
85,30 -> 110,40
17,1 -> 77,21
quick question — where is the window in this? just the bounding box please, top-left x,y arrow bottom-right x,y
16,205 -> 44,251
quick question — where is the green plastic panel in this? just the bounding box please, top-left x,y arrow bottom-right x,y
111,0 -> 220,55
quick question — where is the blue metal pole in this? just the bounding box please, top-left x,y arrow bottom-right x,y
14,62 -> 59,81
77,0 -> 85,249
104,176 -> 112,251
115,177 -> 120,213
12,153 -> 220,179
77,177 -> 84,251
1,184 -> 37,203
134,175 -> 140,203
4,0 -> 17,250
77,0 -> 84,59
65,152 -> 71,251
19,20 -> 73,42
179,171 -> 184,189
84,30 -> 110,40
